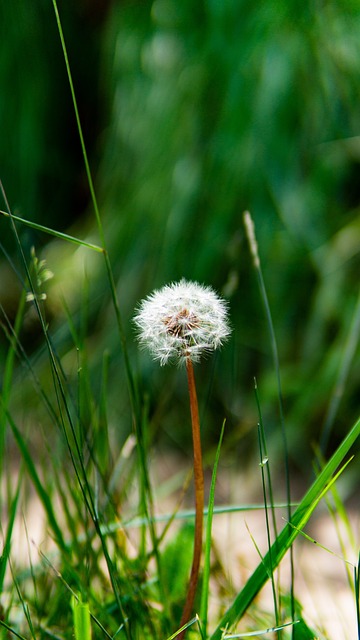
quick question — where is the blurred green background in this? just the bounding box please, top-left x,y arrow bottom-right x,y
1,0 -> 360,476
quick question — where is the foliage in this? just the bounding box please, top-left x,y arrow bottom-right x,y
2,1 -> 360,458
0,2 -> 359,639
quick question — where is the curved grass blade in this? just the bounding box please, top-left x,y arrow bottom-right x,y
209,415 -> 360,639
51,1 -> 138,415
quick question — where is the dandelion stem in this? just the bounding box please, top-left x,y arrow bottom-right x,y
178,358 -> 204,637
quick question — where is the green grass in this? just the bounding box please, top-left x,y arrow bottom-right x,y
0,2 -> 359,639
1,166 -> 359,639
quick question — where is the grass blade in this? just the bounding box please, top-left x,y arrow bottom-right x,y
0,209 -> 104,252
0,471 -> 22,591
244,211 -> 294,627
0,620 -> 28,640
209,415 -> 360,639
3,406 -> 68,553
200,420 -> 226,635
51,0 -> 138,416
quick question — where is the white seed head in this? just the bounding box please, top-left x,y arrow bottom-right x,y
134,279 -> 231,366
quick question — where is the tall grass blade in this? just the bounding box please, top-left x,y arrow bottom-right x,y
51,1 -> 138,415
257,427 -> 279,631
200,420 -> 225,635
254,380 -> 280,630
209,415 -> 360,639
243,211 -> 294,627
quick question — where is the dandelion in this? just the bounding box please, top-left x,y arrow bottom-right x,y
134,279 -> 230,366
134,279 -> 230,637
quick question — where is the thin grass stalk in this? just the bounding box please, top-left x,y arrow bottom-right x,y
257,425 -> 280,634
0,620 -> 28,640
254,379 -> 281,634
1,185 -> 132,639
200,420 -> 225,636
178,359 -> 204,638
51,0 -> 138,416
10,560 -> 37,640
254,380 -> 278,543
243,211 -> 294,629
23,518 -> 41,628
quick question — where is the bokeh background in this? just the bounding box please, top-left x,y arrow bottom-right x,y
1,0 -> 360,482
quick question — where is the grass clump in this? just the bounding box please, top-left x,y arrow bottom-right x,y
0,190 -> 358,638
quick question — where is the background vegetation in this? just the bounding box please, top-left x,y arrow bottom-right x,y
2,1 -> 360,460
0,1 -> 359,638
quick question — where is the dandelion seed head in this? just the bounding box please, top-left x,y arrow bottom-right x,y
134,279 -> 231,366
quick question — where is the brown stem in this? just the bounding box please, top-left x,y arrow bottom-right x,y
178,358 -> 204,639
